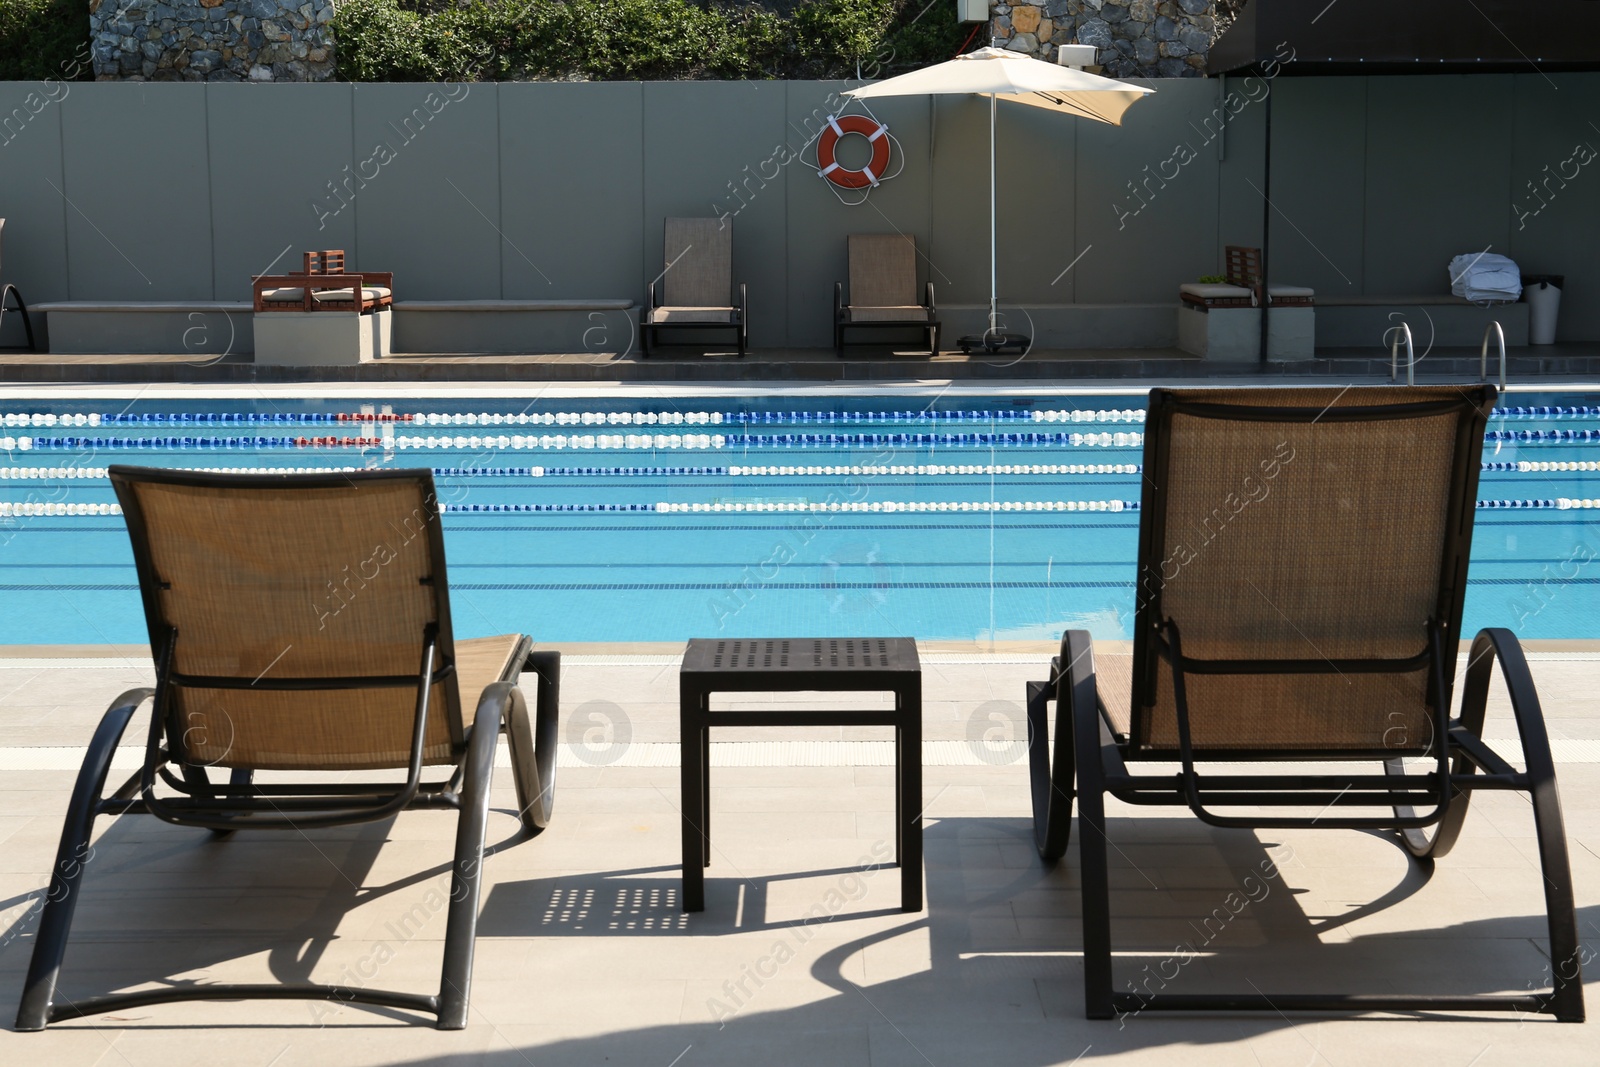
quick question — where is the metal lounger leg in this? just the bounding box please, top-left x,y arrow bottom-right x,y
1062,630 -> 1115,1020
1028,641 -> 1081,862
435,690 -> 503,1030
1466,629 -> 1585,1022
15,690 -> 151,1031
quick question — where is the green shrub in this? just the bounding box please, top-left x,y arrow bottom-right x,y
332,0 -> 970,83
331,0 -> 508,82
0,0 -> 90,82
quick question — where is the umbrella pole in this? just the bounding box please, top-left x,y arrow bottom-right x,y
989,91 -> 998,342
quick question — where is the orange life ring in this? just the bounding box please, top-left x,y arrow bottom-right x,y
817,114 -> 891,190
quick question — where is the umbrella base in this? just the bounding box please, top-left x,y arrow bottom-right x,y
957,333 -> 1030,355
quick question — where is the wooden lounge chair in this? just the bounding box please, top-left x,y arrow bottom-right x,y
1026,385 -> 1584,1022
253,249 -> 394,314
641,218 -> 747,357
15,467 -> 559,1032
835,234 -> 939,358
0,218 -> 37,352
1179,245 -> 1314,310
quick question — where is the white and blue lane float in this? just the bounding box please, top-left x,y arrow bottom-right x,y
0,408 -> 1150,428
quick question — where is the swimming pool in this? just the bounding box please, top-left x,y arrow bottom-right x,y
1,391 -> 1597,645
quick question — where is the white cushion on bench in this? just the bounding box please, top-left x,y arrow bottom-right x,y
1179,283 -> 1253,300
260,287 -> 307,303
310,287 -> 392,304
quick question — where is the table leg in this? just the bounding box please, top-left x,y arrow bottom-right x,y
899,679 -> 923,912
680,687 -> 706,913
701,717 -> 711,867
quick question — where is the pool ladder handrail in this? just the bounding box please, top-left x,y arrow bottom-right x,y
1480,321 -> 1507,390
1389,321 -> 1415,385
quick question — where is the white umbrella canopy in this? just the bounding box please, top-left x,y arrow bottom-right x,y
845,46 -> 1154,351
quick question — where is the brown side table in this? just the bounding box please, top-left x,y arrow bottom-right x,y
679,637 -> 923,913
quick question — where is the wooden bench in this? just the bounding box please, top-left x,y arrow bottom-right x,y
1180,246 -> 1315,310
253,250 -> 393,314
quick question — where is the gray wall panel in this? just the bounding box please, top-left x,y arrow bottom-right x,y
644,81 -> 790,348
3,74 -> 1599,346
1075,78 -> 1220,303
0,81 -> 70,342
993,96 -> 1078,307
207,83 -> 356,301
788,83 -> 934,348
1269,77 -> 1366,299
1214,79 -> 1266,271
352,83 -> 501,301
928,93 -> 993,313
1363,75 -> 1514,295
499,82 -> 643,314
59,84 -> 212,300
1505,73 -> 1600,342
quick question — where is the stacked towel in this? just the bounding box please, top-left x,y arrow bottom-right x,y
1448,253 -> 1522,302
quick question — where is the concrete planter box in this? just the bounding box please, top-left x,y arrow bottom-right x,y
253,309 -> 391,366
1177,304 -> 1315,362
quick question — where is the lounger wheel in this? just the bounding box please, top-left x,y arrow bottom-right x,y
1384,751 -> 1472,859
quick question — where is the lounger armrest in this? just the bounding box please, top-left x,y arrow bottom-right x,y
1028,629 -> 1098,861
738,282 -> 747,324
512,649 -> 561,832
1461,628 -> 1558,786
834,281 -> 844,322
925,281 -> 936,313
648,280 -> 658,313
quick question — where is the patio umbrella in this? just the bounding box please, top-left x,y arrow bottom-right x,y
846,46 -> 1154,352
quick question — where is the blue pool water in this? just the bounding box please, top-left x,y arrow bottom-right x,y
1,392 -> 1597,645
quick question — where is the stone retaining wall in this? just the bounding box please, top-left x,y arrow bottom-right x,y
89,0 -> 335,81
992,0 -> 1216,78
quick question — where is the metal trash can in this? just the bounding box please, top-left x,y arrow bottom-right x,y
1523,274 -> 1564,345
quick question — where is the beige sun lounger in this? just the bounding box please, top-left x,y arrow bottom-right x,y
642,217 -> 747,357
16,466 -> 559,1031
1026,385 -> 1583,1022
834,234 -> 939,358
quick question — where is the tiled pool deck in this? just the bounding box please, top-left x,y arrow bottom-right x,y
0,642 -> 1595,1065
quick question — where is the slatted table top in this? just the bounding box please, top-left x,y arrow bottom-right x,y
681,637 -> 919,689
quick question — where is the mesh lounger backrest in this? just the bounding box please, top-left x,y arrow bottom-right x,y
1129,386 -> 1492,756
111,468 -> 465,771
662,218 -> 731,308
848,234 -> 917,307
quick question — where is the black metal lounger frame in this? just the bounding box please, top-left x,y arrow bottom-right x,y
15,467 -> 561,1032
833,280 -> 940,359
1026,388 -> 1585,1022
640,280 -> 748,358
